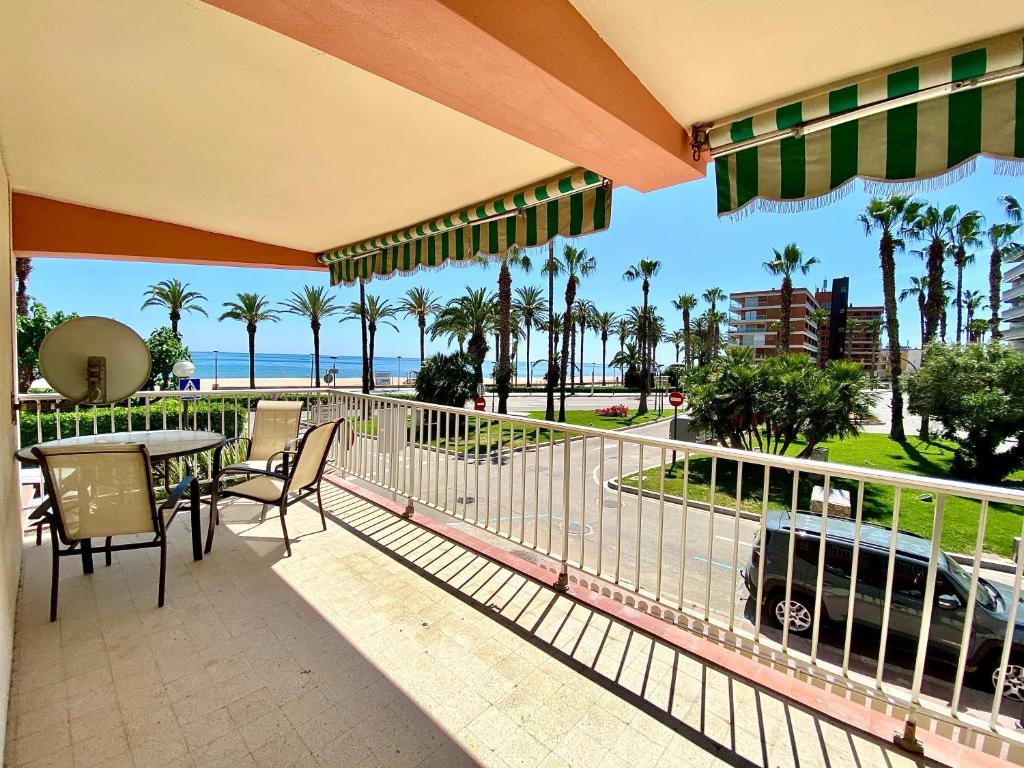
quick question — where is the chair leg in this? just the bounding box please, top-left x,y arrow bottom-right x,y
158,535 -> 167,608
316,486 -> 326,531
35,520 -> 43,546
49,524 -> 60,623
279,501 -> 292,557
205,488 -> 218,554
259,504 -> 268,524
105,536 -> 113,567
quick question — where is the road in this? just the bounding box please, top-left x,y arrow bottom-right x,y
340,398 -> 1020,727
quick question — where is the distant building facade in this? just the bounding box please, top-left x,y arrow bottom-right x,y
1002,248 -> 1024,350
729,278 -> 884,376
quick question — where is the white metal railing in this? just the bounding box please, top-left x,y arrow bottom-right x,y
325,390 -> 1024,749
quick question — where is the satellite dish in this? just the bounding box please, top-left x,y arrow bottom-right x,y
39,317 -> 151,405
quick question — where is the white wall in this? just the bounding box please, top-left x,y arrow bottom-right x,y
0,147 -> 22,754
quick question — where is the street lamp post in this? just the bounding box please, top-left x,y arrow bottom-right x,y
397,356 -> 402,389
172,359 -> 197,428
213,350 -> 219,390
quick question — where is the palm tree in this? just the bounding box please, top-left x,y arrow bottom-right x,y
512,285 -> 546,390
495,246 -> 533,414
671,293 -> 698,368
808,307 -> 830,364
858,195 -> 924,442
591,311 -> 616,386
963,289 -> 985,337
762,244 -> 819,352
908,204 -> 957,344
431,288 -> 496,385
357,280 -> 369,393
986,222 -> 1023,340
623,260 -> 662,415
279,285 -> 343,386
610,343 -> 642,380
702,287 -> 726,356
968,318 -> 990,343
1003,194 -> 1022,224
15,257 -> 31,316
542,241 -> 562,421
668,329 -> 687,363
558,246 -> 596,421
939,279 -> 954,343
571,299 -> 595,390
343,294 -> 398,389
949,210 -> 983,343
397,287 -> 441,368
899,275 -> 929,344
218,293 -> 280,388
142,279 -> 208,337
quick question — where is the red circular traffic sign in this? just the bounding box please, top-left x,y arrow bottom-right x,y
668,391 -> 684,408
474,396 -> 487,411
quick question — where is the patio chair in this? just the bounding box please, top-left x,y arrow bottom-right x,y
32,443 -> 194,622
214,399 -> 303,477
207,418 -> 344,557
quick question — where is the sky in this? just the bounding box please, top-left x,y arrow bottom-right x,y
24,158 -> 1022,365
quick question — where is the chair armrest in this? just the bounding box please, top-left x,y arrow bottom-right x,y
159,476 -> 194,513
264,449 -> 298,474
214,436 -> 251,472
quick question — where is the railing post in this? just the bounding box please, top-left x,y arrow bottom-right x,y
554,433 -> 571,592
893,714 -> 924,755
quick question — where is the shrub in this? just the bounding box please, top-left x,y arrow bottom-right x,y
595,404 -> 629,417
146,327 -> 191,390
907,342 -> 1024,483
414,352 -> 476,436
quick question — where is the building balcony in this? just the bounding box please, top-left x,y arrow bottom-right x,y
1004,260 -> 1024,283
1001,303 -> 1024,322
1002,282 -> 1024,303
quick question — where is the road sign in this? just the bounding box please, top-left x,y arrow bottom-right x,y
668,391 -> 684,408
474,396 -> 487,411
178,378 -> 201,401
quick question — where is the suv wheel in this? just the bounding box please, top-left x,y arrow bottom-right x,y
992,662 -> 1024,703
769,592 -> 815,636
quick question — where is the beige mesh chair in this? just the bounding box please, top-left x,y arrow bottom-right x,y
207,419 -> 343,556
33,443 -> 194,622
215,399 -> 303,477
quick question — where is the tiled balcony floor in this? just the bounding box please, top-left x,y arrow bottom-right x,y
6,480 -> 925,768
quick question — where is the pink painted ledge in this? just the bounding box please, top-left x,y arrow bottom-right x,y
324,476 -> 1008,768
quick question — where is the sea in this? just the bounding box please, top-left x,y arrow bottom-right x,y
189,351 -> 618,384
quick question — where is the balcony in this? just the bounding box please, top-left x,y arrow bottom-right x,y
1003,282 -> 1024,303
1001,303 -> 1024,322
9,390 -> 1024,766
1004,260 -> 1024,283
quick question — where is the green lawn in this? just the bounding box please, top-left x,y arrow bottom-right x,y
620,434 -> 1024,557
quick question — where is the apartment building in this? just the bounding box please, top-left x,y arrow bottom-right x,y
816,280 -> 886,376
1002,247 -> 1024,349
728,287 -> 821,360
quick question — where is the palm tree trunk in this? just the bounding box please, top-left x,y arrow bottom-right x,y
15,256 -> 32,316
247,325 -> 256,389
559,280 -> 576,422
525,327 -> 532,389
924,238 -> 944,343
368,325 -> 376,389
638,284 -> 650,415
879,231 -> 905,442
578,320 -> 585,386
419,318 -> 426,366
990,245 -> 1003,339
545,242 -> 556,421
955,255 -> 964,344
779,277 -> 792,351
918,296 -> 925,343
358,281 -> 369,394
569,324 -> 576,396
601,336 -> 607,386
683,309 -> 691,368
170,310 -> 180,338
312,320 -> 321,387
496,260 -> 513,415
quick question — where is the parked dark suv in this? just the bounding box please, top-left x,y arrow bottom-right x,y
741,510 -> 1024,698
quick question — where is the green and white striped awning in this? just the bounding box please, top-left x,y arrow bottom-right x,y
319,168 -> 611,285
711,31 -> 1024,217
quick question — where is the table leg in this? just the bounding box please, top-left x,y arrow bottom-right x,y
81,539 -> 94,574
190,477 -> 203,561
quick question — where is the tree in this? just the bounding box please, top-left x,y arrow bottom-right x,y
571,299 -> 594,390
702,287 -> 726,356
142,279 -> 208,338
15,257 -> 32,317
16,302 -> 77,392
668,329 -> 687,363
858,195 -> 924,442
279,285 -> 342,387
899,275 -> 929,344
808,307 -> 830,364
963,289 -> 985,338
495,246 -> 533,414
907,343 -> 1024,483
430,288 -> 495,386
357,280 -> 369,394
685,350 -> 874,458
397,287 -> 441,369
968,318 -> 990,343
610,343 -> 644,388
591,311 -> 616,386
218,293 -> 279,388
762,243 -> 818,352
542,241 -> 562,421
558,246 -> 596,421
145,327 -> 191,390
907,204 -> 957,345
344,294 -> 398,390
512,285 -> 546,389
623,259 -> 662,415
414,352 -> 476,438
671,293 -> 698,368
986,222 -> 1022,340
949,210 -> 983,343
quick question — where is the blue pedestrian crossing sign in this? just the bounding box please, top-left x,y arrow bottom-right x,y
179,378 -> 201,401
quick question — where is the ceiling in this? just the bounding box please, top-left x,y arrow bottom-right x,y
570,0 -> 1024,126
0,0 -> 575,253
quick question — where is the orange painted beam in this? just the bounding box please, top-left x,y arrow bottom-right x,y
12,194 -> 322,271
202,0 -> 703,192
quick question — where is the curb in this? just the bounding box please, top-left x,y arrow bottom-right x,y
606,478 -> 1018,573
